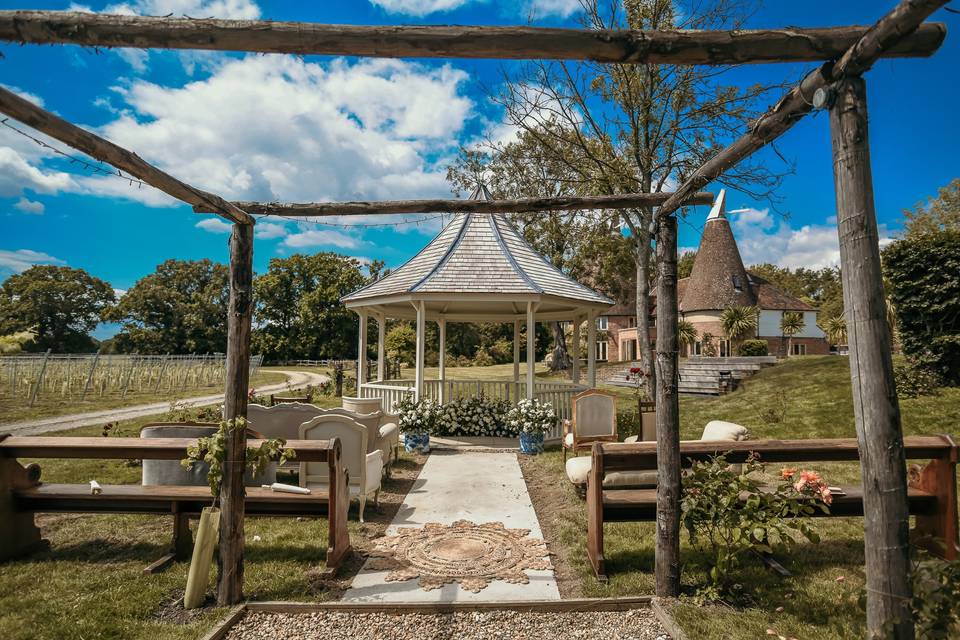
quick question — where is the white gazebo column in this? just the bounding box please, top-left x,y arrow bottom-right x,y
526,302 -> 537,400
587,311 -> 597,388
571,314 -> 581,384
414,301 -> 426,401
513,319 -> 521,400
376,312 -> 386,382
438,317 -> 447,403
357,311 -> 368,386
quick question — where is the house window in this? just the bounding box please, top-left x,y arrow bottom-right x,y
596,316 -> 609,330
596,341 -> 608,361
791,343 -> 807,356
627,316 -> 636,328
624,339 -> 637,361
719,339 -> 731,357
693,341 -> 703,356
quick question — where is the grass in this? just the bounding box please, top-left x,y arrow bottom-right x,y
0,407 -> 422,640
0,370 -> 289,425
524,355 -> 960,640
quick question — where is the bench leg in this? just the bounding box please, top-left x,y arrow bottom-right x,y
324,464 -> 352,576
911,458 -> 959,560
144,509 -> 192,574
0,458 -> 47,562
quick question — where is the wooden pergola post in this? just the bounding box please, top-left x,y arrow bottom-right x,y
218,221 -> 254,605
829,76 -> 913,638
654,215 -> 681,597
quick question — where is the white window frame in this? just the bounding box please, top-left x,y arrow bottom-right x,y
719,339 -> 731,357
596,316 -> 609,330
596,340 -> 608,361
693,341 -> 703,356
791,343 -> 807,356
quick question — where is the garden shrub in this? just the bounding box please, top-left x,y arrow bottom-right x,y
473,346 -> 495,367
910,553 -> 960,638
737,339 -> 768,357
894,359 -> 942,398
489,339 -> 514,364
681,454 -> 829,600
616,410 -> 642,440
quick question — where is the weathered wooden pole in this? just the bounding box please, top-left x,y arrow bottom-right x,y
654,215 -> 681,597
218,221 -> 254,605
828,77 -> 913,638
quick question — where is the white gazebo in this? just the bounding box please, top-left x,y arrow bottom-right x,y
342,186 -> 613,432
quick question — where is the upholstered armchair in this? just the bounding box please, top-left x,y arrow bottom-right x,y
563,389 -> 618,461
342,396 -> 401,469
247,403 -> 326,471
299,415 -> 383,522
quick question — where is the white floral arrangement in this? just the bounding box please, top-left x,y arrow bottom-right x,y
436,396 -> 513,437
506,399 -> 558,436
396,396 -> 442,435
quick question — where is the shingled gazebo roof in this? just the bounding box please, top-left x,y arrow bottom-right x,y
680,189 -> 757,313
343,186 -> 612,321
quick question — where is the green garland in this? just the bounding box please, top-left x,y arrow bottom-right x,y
181,417 -> 296,497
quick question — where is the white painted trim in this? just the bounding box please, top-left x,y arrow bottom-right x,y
376,312 -> 385,382
438,317 -> 447,403
357,311 -> 368,385
414,300 -> 425,400
513,319 -> 521,383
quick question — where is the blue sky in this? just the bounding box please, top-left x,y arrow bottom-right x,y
2,0 -> 958,338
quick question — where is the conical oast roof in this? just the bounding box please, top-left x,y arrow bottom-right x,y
680,189 -> 756,312
342,186 -> 612,318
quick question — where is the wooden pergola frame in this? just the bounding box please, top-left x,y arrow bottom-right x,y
0,3 -> 948,633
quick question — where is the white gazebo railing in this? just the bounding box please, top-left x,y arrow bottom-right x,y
358,378 -> 588,440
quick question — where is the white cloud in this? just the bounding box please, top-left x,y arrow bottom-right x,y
727,207 -> 893,270
282,228 -> 360,249
13,197 -> 45,215
369,0 -> 472,16
113,288 -> 127,299
0,249 -> 65,274
254,221 -> 288,239
1,84 -> 44,107
195,217 -> 233,233
369,0 -> 579,17
523,0 -> 581,18
0,147 -> 74,198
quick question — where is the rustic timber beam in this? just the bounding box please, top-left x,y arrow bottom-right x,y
0,11 -> 946,65
655,0 -> 948,218
193,192 -> 713,217
0,85 -> 252,225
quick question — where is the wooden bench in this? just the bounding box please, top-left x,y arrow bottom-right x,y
586,435 -> 958,581
0,434 -> 351,575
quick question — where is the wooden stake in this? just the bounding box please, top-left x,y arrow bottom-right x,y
217,222 -> 254,606
0,11 -> 944,64
654,216 -> 680,598
194,192 -> 714,217
829,77 -> 914,639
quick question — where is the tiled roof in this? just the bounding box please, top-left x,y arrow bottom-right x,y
343,186 -> 612,306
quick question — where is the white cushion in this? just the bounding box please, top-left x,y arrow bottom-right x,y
564,456 -> 658,488
700,420 -> 749,441
564,432 -> 574,447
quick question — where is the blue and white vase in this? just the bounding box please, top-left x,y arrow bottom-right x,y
519,431 -> 544,455
404,431 -> 430,453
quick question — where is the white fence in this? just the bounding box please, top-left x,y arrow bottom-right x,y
0,352 -> 263,406
359,378 -> 588,440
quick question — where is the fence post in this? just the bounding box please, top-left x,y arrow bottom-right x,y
121,354 -> 138,398
29,349 -> 51,407
80,351 -> 101,401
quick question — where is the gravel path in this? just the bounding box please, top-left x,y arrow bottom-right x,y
227,609 -> 668,640
0,369 -> 328,436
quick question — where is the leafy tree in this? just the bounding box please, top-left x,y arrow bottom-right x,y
677,320 -> 697,350
883,228 -> 960,384
677,251 -> 697,280
252,253 -> 370,361
719,306 -> 758,354
107,259 -> 228,354
822,315 -> 847,346
903,177 -> 960,237
748,263 -> 844,323
0,265 -> 114,352
779,312 -> 806,357
0,330 -> 36,355
385,323 -> 416,366
455,0 -> 785,393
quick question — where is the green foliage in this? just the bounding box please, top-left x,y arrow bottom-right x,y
385,323 -> 417,365
0,330 -> 34,355
909,553 -> 960,638
720,307 -> 758,354
678,251 -> 697,279
437,396 -> 513,437
700,332 -> 718,357
756,389 -> 789,425
677,320 -> 698,346
903,177 -> 960,237
822,314 -> 847,345
0,265 -> 114,352
473,345 -> 494,367
779,311 -> 805,336
488,339 -> 514,365
681,454 -> 827,599
252,252 -> 369,361
748,264 -> 844,323
107,259 -> 228,354
616,410 -> 642,440
181,417 -> 294,496
894,360 -> 942,398
737,339 -> 768,357
883,228 -> 960,384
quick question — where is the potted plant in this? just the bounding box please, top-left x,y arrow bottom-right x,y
507,398 -> 557,455
397,396 -> 438,453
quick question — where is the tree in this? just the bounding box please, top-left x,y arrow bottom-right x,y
252,253 -> 370,361
466,0 -> 784,397
677,320 -> 697,353
903,177 -> 959,237
107,259 -> 228,354
385,323 -> 416,366
883,228 -> 960,384
677,251 -> 697,279
719,306 -> 758,355
822,314 -> 847,346
779,312 -> 805,357
748,263 -> 844,323
0,265 -> 114,352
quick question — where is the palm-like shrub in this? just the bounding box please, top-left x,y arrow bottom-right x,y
780,312 -> 806,356
678,320 -> 698,351
720,306 -> 758,354
822,314 -> 847,346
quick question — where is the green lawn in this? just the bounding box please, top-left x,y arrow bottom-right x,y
524,355 -> 960,639
0,370 -> 289,425
0,409 -> 423,640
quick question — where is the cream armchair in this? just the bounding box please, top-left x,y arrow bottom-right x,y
563,389 -> 618,461
247,403 -> 326,471
342,397 -> 401,468
299,414 -> 383,522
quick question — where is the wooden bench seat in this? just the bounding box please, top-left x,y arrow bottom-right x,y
0,434 -> 351,575
586,434 -> 958,581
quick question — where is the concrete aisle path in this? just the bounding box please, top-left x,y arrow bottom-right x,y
343,450 -> 560,602
0,370 -> 329,436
